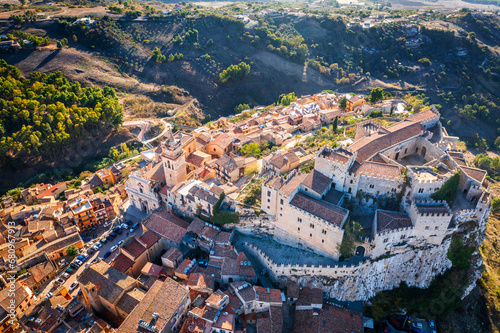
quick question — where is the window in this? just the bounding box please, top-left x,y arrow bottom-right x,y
435,226 -> 439,230
322,239 -> 325,243
267,206 -> 270,209
322,229 -> 327,235
418,188 -> 424,193
369,184 -> 374,189
280,213 -> 282,216
350,179 -> 353,184
425,226 -> 429,230
384,238 -> 389,243
305,188 -> 308,192
310,223 -> 314,229
280,199 -> 283,205
310,233 -> 312,237
298,218 -> 302,223
405,148 -> 408,154
267,191 -> 271,197
400,234 -> 406,239
267,199 -> 270,203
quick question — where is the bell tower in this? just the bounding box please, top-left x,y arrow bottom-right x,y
161,130 -> 187,187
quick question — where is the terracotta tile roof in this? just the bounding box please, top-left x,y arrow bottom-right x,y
189,305 -> 218,321
290,192 -> 348,227
162,247 -> 183,262
296,287 -> 323,307
186,151 -> 211,168
221,253 -> 256,279
286,281 -> 300,299
141,262 -> 163,277
28,261 -> 55,283
214,231 -> 233,244
254,286 -> 282,303
116,287 -> 146,315
211,133 -> 233,149
460,166 -> 486,184
193,260 -> 222,281
188,185 -> 219,206
187,273 -> 214,291
376,210 -> 412,234
117,279 -> 189,333
416,203 -> 450,215
175,259 -> 196,277
234,283 -> 256,303
206,290 -> 227,308
211,244 -> 238,260
407,109 -> 439,123
351,161 -> 401,180
144,210 -> 188,244
122,237 -> 147,259
36,182 -> 65,199
264,174 -> 285,190
256,306 -> 282,333
200,226 -> 219,241
78,261 -> 136,305
301,170 -> 332,194
213,155 -> 239,173
350,121 -> 424,162
110,253 -> 135,273
348,95 -> 364,103
139,230 -> 161,248
280,173 -> 308,196
143,161 -> 165,182
0,281 -> 29,310
179,315 -> 208,333
293,305 -> 363,333
187,217 -> 207,235
319,148 -> 352,165
269,151 -> 300,169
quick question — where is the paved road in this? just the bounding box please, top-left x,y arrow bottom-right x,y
41,207 -> 146,299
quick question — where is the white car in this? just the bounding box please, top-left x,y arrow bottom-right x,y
69,282 -> 78,291
118,240 -> 124,246
75,260 -> 83,266
62,273 -> 70,279
120,223 -> 128,229
110,245 -> 118,252
82,253 -> 89,259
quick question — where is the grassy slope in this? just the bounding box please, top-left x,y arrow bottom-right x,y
480,214 -> 500,332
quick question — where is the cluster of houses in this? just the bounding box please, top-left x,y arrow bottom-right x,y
0,90 -> 491,332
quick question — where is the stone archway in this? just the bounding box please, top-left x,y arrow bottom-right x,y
421,146 -> 427,158
355,246 -> 365,257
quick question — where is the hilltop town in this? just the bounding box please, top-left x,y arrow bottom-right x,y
0,91 -> 491,332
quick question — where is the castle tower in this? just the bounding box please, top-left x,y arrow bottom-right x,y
161,129 -> 187,187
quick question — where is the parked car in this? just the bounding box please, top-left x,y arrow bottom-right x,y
106,235 -> 114,241
100,238 -> 108,244
70,263 -> 78,269
87,247 -> 95,254
82,253 -> 89,259
62,273 -> 70,279
109,232 -> 117,238
69,282 -> 78,291
96,242 -> 103,248
75,260 -> 83,266
54,278 -> 64,286
110,245 -> 118,252
118,240 -> 124,246
130,223 -> 139,232
102,251 -> 111,259
115,227 -> 123,234
120,223 -> 128,229
65,268 -> 73,274
92,245 -> 99,251
429,321 -> 435,328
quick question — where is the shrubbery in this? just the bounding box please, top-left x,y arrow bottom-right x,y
431,170 -> 460,204
219,62 -> 250,83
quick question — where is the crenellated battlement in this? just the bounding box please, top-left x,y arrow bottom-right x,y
377,226 -> 414,237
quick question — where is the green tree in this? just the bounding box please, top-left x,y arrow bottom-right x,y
332,116 -> 338,133
110,147 -> 120,161
339,96 -> 348,110
72,34 -> 78,43
278,92 -> 297,106
66,245 -> 78,257
234,103 -> 250,113
369,87 -> 384,103
431,170 -> 460,204
491,197 -> 500,214
241,143 -> 261,157
338,220 -> 363,259
418,58 -> 432,67
219,62 -> 250,83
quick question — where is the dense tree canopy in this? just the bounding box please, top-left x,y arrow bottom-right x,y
0,60 -> 123,168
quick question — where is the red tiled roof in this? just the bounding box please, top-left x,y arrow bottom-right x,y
36,182 -> 65,199
376,210 -> 413,234
350,121 -> 424,162
139,230 -> 161,248
122,237 -> 147,259
110,253 -> 134,273
352,161 -> 401,180
290,192 -> 348,227
144,210 -> 188,244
